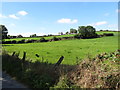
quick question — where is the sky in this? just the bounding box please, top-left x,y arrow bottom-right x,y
0,2 -> 119,37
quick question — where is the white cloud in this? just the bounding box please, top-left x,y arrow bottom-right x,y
9,14 -> 19,19
95,21 -> 107,26
88,21 -> 107,26
18,11 -> 28,16
57,18 -> 78,24
0,14 -> 7,18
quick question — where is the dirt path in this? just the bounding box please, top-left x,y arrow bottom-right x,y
0,71 -> 30,89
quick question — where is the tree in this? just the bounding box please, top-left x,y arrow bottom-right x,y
70,28 -> 77,34
0,25 -> 8,39
66,31 -> 69,34
73,29 -> 77,33
30,34 -> 37,37
17,35 -> 23,38
78,26 -> 97,38
58,32 -> 63,35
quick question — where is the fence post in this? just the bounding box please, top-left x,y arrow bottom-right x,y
22,52 -> 26,71
54,56 -> 64,68
22,52 -> 26,62
12,52 -> 16,56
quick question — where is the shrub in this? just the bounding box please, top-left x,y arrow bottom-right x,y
52,36 -> 59,41
54,75 -> 71,88
11,40 -> 17,44
25,39 -> 35,43
74,34 -> 81,39
17,39 -> 25,44
40,37 -> 46,42
3,41 -> 12,44
103,33 -> 114,36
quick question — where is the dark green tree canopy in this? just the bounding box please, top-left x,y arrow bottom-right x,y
30,34 -> 37,37
78,25 -> 97,38
70,28 -> 77,34
0,25 -> 8,39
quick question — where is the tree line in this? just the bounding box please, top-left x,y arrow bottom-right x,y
0,24 -> 113,39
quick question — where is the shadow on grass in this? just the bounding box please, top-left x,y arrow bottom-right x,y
2,50 -> 120,89
2,53 -> 76,89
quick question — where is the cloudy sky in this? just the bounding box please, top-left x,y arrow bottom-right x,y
0,2 -> 118,36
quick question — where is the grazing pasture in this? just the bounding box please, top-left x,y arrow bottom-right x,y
3,31 -> 118,65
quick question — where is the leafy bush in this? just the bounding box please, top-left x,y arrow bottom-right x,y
54,75 -> 71,88
40,37 -> 46,42
2,41 -> 12,44
11,40 -> 17,44
74,33 -> 81,39
103,33 -> 114,36
17,39 -> 25,43
25,39 -> 35,43
52,36 -> 59,41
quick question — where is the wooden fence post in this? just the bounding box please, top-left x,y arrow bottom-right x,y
22,52 -> 26,71
22,52 -> 26,62
12,52 -> 16,56
54,56 -> 64,68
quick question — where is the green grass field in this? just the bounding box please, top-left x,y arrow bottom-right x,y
3,31 -> 118,65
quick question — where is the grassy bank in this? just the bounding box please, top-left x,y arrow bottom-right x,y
2,50 -> 120,89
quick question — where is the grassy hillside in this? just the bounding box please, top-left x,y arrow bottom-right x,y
3,32 -> 118,65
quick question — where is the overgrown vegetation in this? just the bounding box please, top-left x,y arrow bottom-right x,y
68,50 -> 120,88
2,50 -> 120,89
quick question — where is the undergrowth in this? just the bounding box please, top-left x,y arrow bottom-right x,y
2,50 -> 120,89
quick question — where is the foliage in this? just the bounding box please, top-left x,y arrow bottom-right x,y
58,32 -> 63,35
2,50 -> 120,89
54,75 -> 71,88
74,33 -> 81,39
11,40 -> 17,44
70,28 -> 77,34
2,52 -> 56,89
103,33 -> 114,36
52,36 -> 59,41
30,34 -> 37,37
68,50 -> 120,88
17,35 -> 23,38
40,37 -> 46,42
4,31 -> 116,42
0,25 -> 8,39
66,31 -> 69,34
17,39 -> 25,43
78,26 -> 98,38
